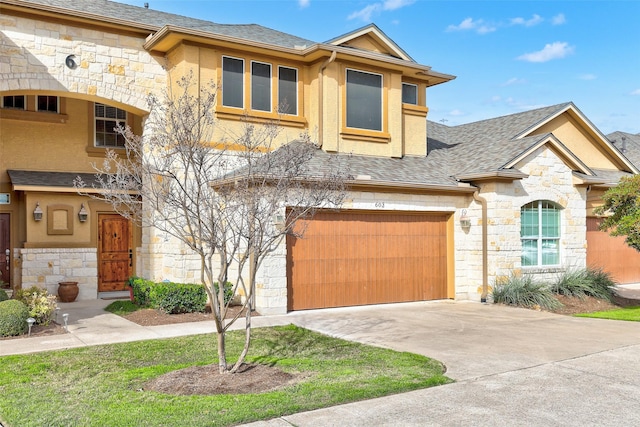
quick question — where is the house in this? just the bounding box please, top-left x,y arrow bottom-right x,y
1,0 -> 638,314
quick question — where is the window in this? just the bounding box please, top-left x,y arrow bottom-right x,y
251,61 -> 272,112
402,83 -> 418,105
222,56 -> 244,109
346,69 -> 382,131
37,96 -> 59,113
2,95 -> 26,110
278,66 -> 298,115
521,201 -> 560,266
94,103 -> 127,147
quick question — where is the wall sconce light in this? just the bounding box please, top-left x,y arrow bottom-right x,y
460,209 -> 471,230
272,213 -> 286,232
78,203 -> 88,222
33,202 -> 43,221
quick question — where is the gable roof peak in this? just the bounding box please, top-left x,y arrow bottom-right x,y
325,23 -> 414,62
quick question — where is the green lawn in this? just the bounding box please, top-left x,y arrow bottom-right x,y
575,306 -> 640,321
0,325 -> 451,426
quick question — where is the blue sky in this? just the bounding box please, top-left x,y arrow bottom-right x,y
115,0 -> 639,134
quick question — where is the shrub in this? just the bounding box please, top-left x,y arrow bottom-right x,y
584,267 -> 617,302
148,282 -> 207,314
14,286 -> 57,325
0,299 -> 29,337
491,273 -> 562,310
128,277 -> 153,306
551,267 -> 617,302
550,268 -> 594,299
0,289 -> 8,302
213,281 -> 234,306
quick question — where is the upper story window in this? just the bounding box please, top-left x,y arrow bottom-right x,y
222,56 -> 244,109
278,66 -> 298,115
346,69 -> 382,132
521,200 -> 561,267
37,95 -> 59,113
251,61 -> 272,112
2,95 -> 26,110
402,83 -> 418,105
221,56 -> 301,120
94,103 -> 127,148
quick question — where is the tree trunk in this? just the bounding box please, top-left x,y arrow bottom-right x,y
217,330 -> 227,373
230,306 -> 252,373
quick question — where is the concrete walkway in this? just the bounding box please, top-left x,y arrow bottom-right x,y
2,285 -> 640,426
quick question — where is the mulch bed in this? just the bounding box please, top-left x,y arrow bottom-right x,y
144,362 -> 299,395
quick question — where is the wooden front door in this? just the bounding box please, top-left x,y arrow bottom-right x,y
0,214 -> 10,288
98,214 -> 132,292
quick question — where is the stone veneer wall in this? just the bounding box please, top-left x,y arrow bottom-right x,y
254,190 -> 480,315
19,248 -> 98,301
481,146 -> 587,285
1,14 -> 166,112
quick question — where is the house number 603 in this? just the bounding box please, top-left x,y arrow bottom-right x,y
374,202 -> 385,208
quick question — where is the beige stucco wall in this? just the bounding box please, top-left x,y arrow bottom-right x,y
534,115 -> 619,170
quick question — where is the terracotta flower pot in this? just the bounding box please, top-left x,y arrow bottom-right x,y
58,281 -> 79,303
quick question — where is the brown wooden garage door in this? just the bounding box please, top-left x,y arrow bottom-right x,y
587,217 -> 640,284
287,211 -> 450,311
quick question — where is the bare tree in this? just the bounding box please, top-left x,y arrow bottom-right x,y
76,74 -> 349,373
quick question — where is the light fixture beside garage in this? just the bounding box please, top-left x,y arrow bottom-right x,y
459,209 -> 471,230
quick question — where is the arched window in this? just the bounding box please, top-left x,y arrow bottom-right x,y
521,201 -> 560,266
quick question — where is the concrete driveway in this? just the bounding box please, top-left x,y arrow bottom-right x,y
246,300 -> 640,426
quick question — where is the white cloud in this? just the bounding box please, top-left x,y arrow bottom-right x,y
551,13 -> 566,25
298,0 -> 310,8
449,109 -> 465,116
348,0 -> 415,21
382,0 -> 415,10
502,77 -> 526,86
631,89 -> 640,96
446,17 -> 496,34
511,14 -> 543,27
579,74 -> 597,81
517,42 -> 574,62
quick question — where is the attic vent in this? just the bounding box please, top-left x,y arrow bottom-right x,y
144,2 -> 149,8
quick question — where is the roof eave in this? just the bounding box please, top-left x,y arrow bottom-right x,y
1,0 -> 158,35
145,26 -> 456,85
454,170 -> 529,182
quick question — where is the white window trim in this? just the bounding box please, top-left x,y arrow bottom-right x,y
94,103 -> 127,148
250,60 -> 272,113
277,65 -> 298,116
521,200 -> 561,268
222,55 -> 245,109
37,95 -> 60,113
345,68 -> 384,132
2,95 -> 26,110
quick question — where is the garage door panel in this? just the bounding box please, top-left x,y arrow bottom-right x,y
587,217 -> 640,284
288,211 -> 449,310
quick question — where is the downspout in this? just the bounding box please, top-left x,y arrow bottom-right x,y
473,189 -> 489,303
317,50 -> 337,148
